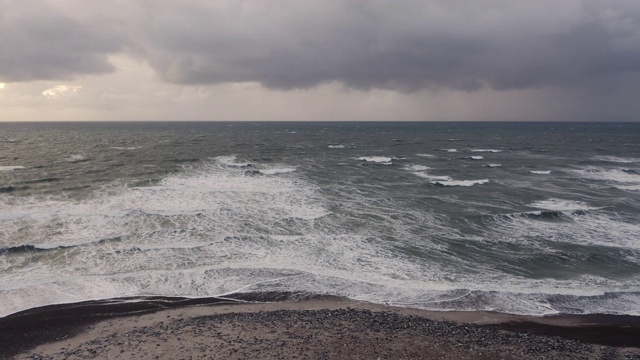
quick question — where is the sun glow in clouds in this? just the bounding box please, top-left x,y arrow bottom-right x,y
0,83 -> 5,89
42,85 -> 82,98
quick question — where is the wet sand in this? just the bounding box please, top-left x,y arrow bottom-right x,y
2,294 -> 640,359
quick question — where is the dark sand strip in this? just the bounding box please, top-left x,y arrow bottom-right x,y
2,294 -> 640,359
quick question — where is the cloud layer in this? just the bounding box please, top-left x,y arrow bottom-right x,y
0,0 -> 123,82
2,0 -> 639,94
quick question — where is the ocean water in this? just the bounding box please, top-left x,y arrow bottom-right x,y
1,121 -> 639,317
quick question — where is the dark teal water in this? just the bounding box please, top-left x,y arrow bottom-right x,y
1,122 -> 639,316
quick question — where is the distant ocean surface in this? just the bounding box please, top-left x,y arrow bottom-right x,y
1,122 -> 639,317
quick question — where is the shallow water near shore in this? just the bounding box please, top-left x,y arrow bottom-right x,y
1,121 -> 639,317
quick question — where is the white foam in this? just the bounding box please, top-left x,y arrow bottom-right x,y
412,172 -> 452,181
433,179 -> 489,187
530,198 -> 600,212
594,156 -> 639,164
408,168 -> 489,187
214,155 -> 251,167
468,156 -> 484,160
111,146 -> 142,150
356,156 -> 393,165
531,170 -> 551,175
405,165 -> 430,171
67,154 -> 86,163
0,166 -> 25,171
471,149 -> 502,153
1,159 -> 639,317
485,164 -> 502,168
618,185 -> 640,191
492,200 -> 640,252
442,149 -> 458,153
574,167 -> 640,191
327,145 -> 345,149
259,168 -> 297,175
416,154 -> 435,157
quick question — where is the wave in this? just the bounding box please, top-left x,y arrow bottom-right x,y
531,170 -> 551,175
2,156 -> 639,318
530,199 -> 600,212
471,149 -> 502,153
489,199 -> 599,223
0,166 -> 25,171
172,158 -> 201,163
618,185 -> 640,191
574,167 -> 640,191
408,169 -> 489,187
259,168 -> 297,175
356,156 -> 393,165
0,245 -> 46,255
486,204 -> 640,256
498,210 -> 568,222
214,155 -> 252,168
466,156 -> 484,160
412,172 -> 452,181
441,149 -> 458,153
593,156 -> 639,164
327,145 -> 345,149
111,146 -> 142,150
404,165 -> 430,171
0,237 -> 122,256
416,154 -> 434,157
0,186 -> 17,193
67,155 -> 88,163
22,177 -> 60,184
485,164 -> 501,168
432,179 -> 489,187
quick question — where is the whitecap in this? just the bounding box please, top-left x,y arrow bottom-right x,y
0,166 -> 25,171
215,155 -> 251,168
593,156 -> 639,164
356,156 -> 393,165
531,170 -> 551,175
442,149 -> 458,153
111,146 -> 142,150
259,168 -> 297,175
471,149 -> 502,153
67,155 -> 87,163
410,171 -> 488,186
405,165 -> 430,172
467,156 -> 484,160
574,167 -> 640,190
485,164 -> 502,168
618,185 -> 640,191
416,154 -> 435,157
327,145 -> 345,149
530,199 -> 600,212
433,179 -> 489,187
412,172 -> 452,181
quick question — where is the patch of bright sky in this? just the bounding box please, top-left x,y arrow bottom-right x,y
0,83 -> 5,89
42,85 -> 82,98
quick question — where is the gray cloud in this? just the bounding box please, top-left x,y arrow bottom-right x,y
2,0 -> 640,94
0,0 -> 122,82
130,0 -> 640,92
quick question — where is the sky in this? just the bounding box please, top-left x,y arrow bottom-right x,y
1,0 -> 639,122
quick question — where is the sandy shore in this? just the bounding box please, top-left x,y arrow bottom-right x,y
2,294 -> 640,359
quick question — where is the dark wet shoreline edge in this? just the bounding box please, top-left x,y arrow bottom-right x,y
1,292 -> 640,358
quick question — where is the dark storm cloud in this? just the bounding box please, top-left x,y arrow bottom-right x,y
2,0 -> 639,93
0,0 -> 122,82
131,0 -> 640,92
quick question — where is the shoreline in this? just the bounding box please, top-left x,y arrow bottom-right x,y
2,293 -> 640,359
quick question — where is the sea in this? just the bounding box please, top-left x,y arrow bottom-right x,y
1,121 -> 639,318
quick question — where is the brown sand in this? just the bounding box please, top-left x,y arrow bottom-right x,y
2,296 -> 640,359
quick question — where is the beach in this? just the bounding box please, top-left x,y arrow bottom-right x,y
3,295 -> 640,359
